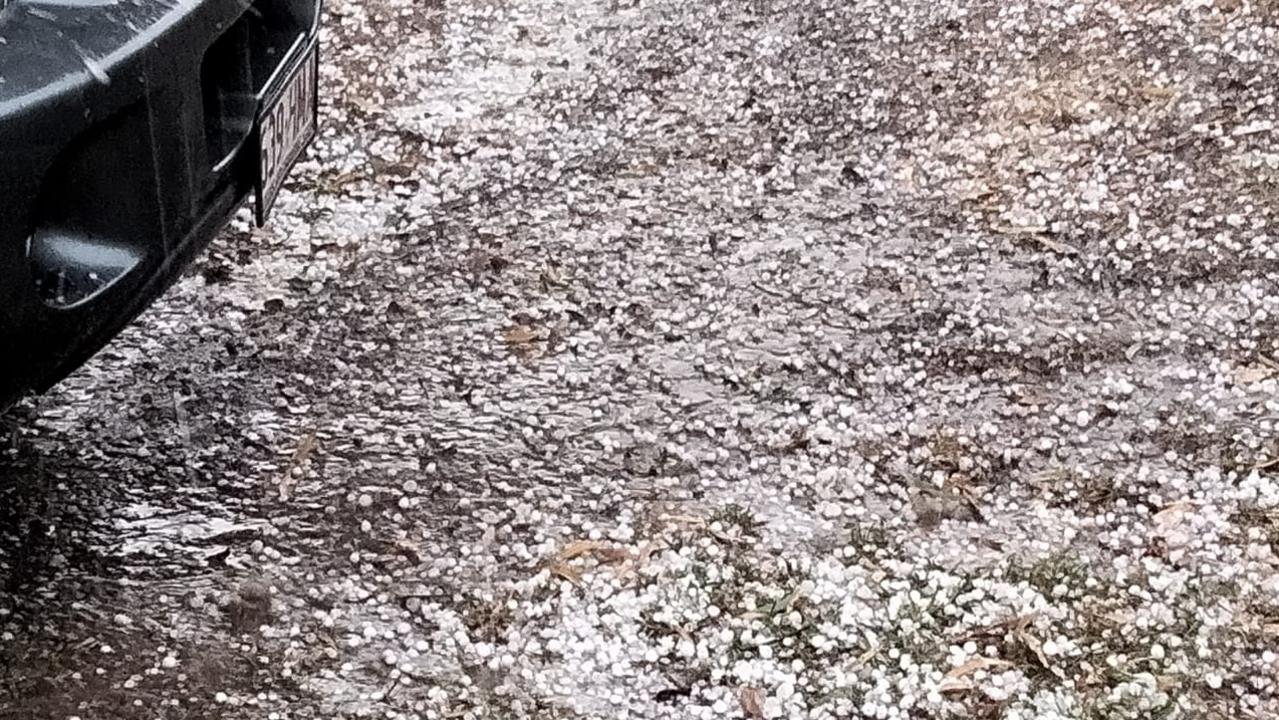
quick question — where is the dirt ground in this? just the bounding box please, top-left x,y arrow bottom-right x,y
3,0 -> 1279,718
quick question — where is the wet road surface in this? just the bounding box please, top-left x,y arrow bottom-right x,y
4,0 -> 1279,718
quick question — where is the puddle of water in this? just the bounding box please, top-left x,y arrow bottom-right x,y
391,0 -> 601,134
114,501 -> 262,559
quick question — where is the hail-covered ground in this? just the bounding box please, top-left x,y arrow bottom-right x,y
3,0 -> 1279,718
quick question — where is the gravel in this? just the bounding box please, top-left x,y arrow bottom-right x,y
3,0 -> 1279,718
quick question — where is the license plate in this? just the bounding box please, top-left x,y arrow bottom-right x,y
255,42 -> 319,225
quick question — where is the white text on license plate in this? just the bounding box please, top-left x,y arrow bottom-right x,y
256,45 -> 318,224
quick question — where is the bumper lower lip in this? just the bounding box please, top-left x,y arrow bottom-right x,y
0,0 -> 322,410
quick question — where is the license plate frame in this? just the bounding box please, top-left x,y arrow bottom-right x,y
254,40 -> 320,226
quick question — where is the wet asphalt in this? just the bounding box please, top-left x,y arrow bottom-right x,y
4,0 -> 1279,718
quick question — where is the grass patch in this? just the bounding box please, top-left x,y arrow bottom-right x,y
1005,550 -> 1089,599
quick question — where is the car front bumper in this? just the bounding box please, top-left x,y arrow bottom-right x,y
0,0 -> 321,408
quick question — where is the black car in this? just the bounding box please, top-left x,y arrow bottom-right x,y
0,0 -> 320,409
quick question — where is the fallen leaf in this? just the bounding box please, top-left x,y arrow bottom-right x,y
316,168 -> 367,193
594,546 -> 633,564
636,540 -> 660,565
1139,84 -> 1177,99
944,656 -> 1013,679
738,686 -> 765,719
1235,365 -> 1274,384
546,562 -> 581,587
938,677 -> 974,694
1012,613 -> 1037,632
993,223 -> 1049,236
610,541 -> 664,585
1030,235 -> 1080,256
279,428 -> 319,501
1013,621 -> 1063,678
1019,630 -> 1051,669
657,513 -> 707,528
558,539 -> 611,561
1153,500 -> 1196,530
503,324 -> 542,346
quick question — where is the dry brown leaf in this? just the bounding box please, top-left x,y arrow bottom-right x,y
1153,500 -> 1196,528
1031,235 -> 1080,256
1154,499 -> 1196,516
609,541 -> 663,585
1015,627 -> 1064,678
1012,613 -> 1037,632
657,513 -> 707,528
1008,614 -> 1054,671
636,540 -> 660,565
316,169 -> 367,193
503,324 -> 542,346
1236,365 -> 1274,384
594,546 -> 633,564
558,539 -> 611,561
1139,84 -> 1177,99
993,223 -> 1049,236
738,686 -> 765,719
278,428 -> 319,501
547,561 -> 581,587
938,677 -> 974,694
944,656 -> 1013,679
